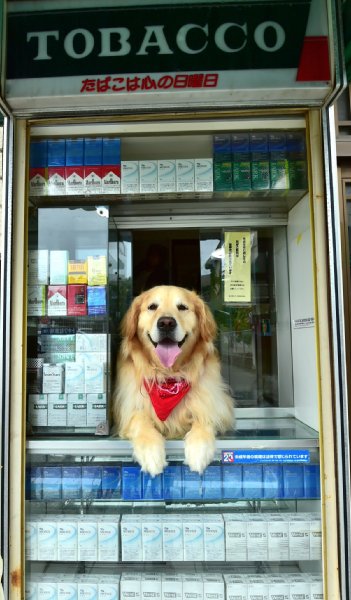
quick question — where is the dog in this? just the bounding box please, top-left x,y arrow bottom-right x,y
113,285 -> 234,476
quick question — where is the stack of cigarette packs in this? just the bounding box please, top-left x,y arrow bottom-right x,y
121,158 -> 213,194
28,333 -> 108,430
27,249 -> 107,318
29,137 -> 121,197
213,130 -> 307,192
26,571 -> 324,600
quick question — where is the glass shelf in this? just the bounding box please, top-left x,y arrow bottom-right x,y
26,417 -> 319,455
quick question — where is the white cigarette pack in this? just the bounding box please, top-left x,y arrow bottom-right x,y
176,159 -> 195,192
38,519 -> 58,561
78,518 -> 98,562
203,574 -> 224,600
47,393 -> 67,426
142,574 -> 161,600
267,515 -> 289,561
57,581 -> 78,600
98,515 -> 120,562
42,364 -> 64,394
86,393 -> 107,427
139,161 -> 158,194
120,573 -> 141,600
183,515 -> 204,561
267,577 -> 289,600
247,576 -> 268,600
25,520 -> 38,561
158,160 -> 176,193
121,515 -> 142,561
28,394 -> 48,427
309,514 -> 322,560
121,161 -> 139,194
289,578 -> 311,600
224,513 -> 247,561
247,515 -> 268,561
76,333 -> 107,353
182,575 -> 203,600
161,574 -> 182,600
162,514 -> 183,561
224,575 -> 248,600
38,581 -> 57,600
67,394 -> 87,427
49,250 -> 69,284
78,580 -> 98,600
85,362 -> 105,393
28,285 -> 47,316
28,249 -> 49,285
142,516 -> 163,561
98,576 -> 121,600
203,514 -> 225,561
65,362 -> 85,393
57,519 -> 78,562
195,158 -> 213,192
288,514 -> 310,560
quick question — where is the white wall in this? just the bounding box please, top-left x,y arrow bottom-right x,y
287,194 -> 319,430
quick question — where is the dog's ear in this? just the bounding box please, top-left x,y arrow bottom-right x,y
121,295 -> 143,340
194,294 -> 217,342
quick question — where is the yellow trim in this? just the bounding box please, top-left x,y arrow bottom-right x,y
307,110 -> 340,599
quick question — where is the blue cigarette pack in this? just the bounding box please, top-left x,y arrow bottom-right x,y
213,134 -> 232,162
30,466 -> 43,500
242,464 -> 263,499
222,465 -> 243,499
101,465 -> 121,499
87,286 -> 107,316
62,466 -> 82,500
84,138 -> 103,166
304,464 -> 320,498
182,466 -> 202,500
30,140 -> 48,168
42,466 -> 62,500
81,465 -> 102,499
142,472 -> 164,500
102,138 -> 121,165
122,465 -> 142,500
263,465 -> 283,499
163,465 -> 183,500
65,138 -> 84,166
202,465 -> 222,500
283,464 -> 304,499
47,139 -> 66,167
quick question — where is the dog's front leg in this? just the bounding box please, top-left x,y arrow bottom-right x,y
184,421 -> 216,474
124,411 -> 167,476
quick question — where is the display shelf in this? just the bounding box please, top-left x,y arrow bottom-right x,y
26,417 -> 319,455
29,188 -> 307,215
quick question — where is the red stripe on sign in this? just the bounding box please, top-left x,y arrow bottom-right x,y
296,36 -> 330,81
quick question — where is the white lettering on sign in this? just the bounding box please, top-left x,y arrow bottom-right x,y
26,21 -> 286,60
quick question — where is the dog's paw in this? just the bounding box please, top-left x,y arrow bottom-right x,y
184,432 -> 216,474
133,440 -> 167,476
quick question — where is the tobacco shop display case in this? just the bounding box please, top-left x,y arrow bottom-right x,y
25,118 -> 323,600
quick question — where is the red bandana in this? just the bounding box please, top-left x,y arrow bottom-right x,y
144,378 -> 191,421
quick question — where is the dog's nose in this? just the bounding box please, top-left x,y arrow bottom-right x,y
157,316 -> 177,331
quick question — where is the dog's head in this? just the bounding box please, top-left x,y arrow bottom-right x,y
121,285 -> 216,369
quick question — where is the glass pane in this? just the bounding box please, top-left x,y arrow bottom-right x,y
200,227 -> 292,408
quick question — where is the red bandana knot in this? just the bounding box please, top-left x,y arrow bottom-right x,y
144,378 -> 191,421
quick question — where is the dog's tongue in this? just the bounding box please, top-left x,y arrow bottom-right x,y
156,342 -> 181,368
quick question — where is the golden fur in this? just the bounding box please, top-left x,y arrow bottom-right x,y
113,285 -> 234,475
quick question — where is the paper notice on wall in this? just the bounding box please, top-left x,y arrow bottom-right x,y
224,231 -> 251,302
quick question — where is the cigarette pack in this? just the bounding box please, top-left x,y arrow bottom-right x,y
142,472 -> 163,500
87,255 -> 107,286
65,362 -> 85,393
202,465 -> 222,500
122,465 -> 142,500
182,466 -> 202,500
162,515 -> 183,561
87,286 -> 107,315
25,520 -> 38,561
158,160 -> 176,193
121,161 -> 139,194
121,515 -> 142,561
163,465 -> 183,500
222,465 -> 242,499
232,133 -> 251,191
268,132 -> 289,190
224,513 -> 247,561
47,286 -> 67,316
101,466 -> 121,499
28,394 -> 48,427
213,162 -> 232,191
250,132 -> 270,190
49,250 -> 69,284
182,575 -> 203,600
203,514 -> 225,561
139,160 -> 158,194
38,519 -> 58,561
62,466 -> 82,500
42,364 -> 64,394
183,515 -> 204,561
98,515 -> 120,562
213,134 -> 232,162
203,574 -> 224,600
47,393 -> 67,426
142,516 -> 163,561
78,518 -> 98,561
67,284 -> 87,316
48,139 -> 66,196
57,519 -> 78,562
28,249 -> 49,285
176,159 -> 195,192
30,466 -> 43,500
242,464 -> 263,499
247,515 -> 268,561
85,363 -> 106,394
195,158 -> 213,192
81,465 -> 102,499
67,393 -> 87,427
65,138 -> 84,195
142,574 -> 161,600
42,466 -> 62,500
76,333 -> 107,353
84,138 -> 102,195
283,464 -> 304,498
29,140 -> 48,196
68,260 -> 88,284
102,137 -> 121,194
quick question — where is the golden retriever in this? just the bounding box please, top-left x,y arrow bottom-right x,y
113,285 -> 234,476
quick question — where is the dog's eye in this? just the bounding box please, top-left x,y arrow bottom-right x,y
177,304 -> 188,311
148,303 -> 158,311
